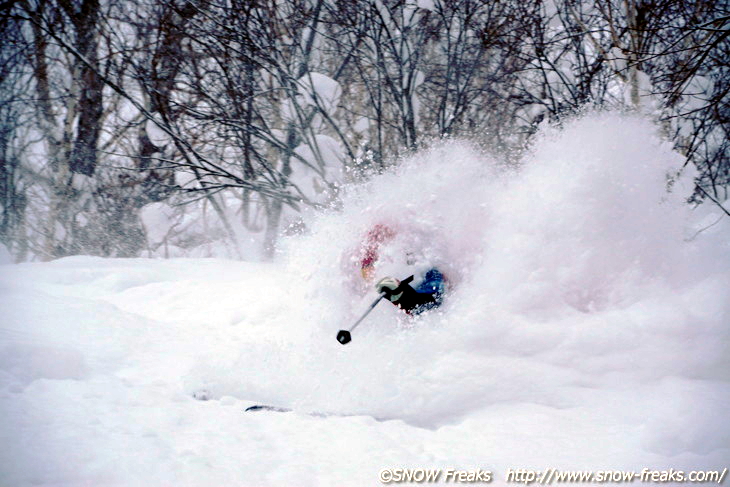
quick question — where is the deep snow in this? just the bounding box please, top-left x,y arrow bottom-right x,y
1,114 -> 728,486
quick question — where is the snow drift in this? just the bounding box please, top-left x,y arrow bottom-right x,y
1,113 -> 728,486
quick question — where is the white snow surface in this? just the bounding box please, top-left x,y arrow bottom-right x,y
1,114 -> 729,486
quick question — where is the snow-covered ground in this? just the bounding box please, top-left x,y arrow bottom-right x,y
1,114 -> 728,486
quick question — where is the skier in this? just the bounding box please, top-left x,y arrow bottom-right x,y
358,223 -> 447,315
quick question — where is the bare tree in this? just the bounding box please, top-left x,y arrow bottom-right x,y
0,7 -> 32,260
15,0 -> 107,258
652,4 -> 729,207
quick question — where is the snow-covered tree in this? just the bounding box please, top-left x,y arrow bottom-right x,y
2,0 -> 727,261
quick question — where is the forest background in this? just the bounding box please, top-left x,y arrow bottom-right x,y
1,0 -> 727,262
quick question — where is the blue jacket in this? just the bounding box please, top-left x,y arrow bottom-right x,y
395,268 -> 446,315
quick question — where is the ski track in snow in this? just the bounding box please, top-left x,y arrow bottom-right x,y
1,114 -> 729,486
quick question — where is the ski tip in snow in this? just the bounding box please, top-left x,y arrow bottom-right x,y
244,404 -> 292,413
244,404 -> 392,421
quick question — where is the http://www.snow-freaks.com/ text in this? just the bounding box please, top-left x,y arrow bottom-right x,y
377,467 -> 727,484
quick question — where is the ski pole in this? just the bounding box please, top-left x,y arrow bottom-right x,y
336,293 -> 385,345
336,275 -> 413,345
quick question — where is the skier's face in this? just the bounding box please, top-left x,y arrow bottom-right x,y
361,263 -> 375,281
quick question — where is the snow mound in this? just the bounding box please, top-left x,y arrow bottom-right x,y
0,344 -> 88,389
2,113 -> 728,486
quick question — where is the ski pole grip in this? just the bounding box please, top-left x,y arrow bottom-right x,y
380,275 -> 414,299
